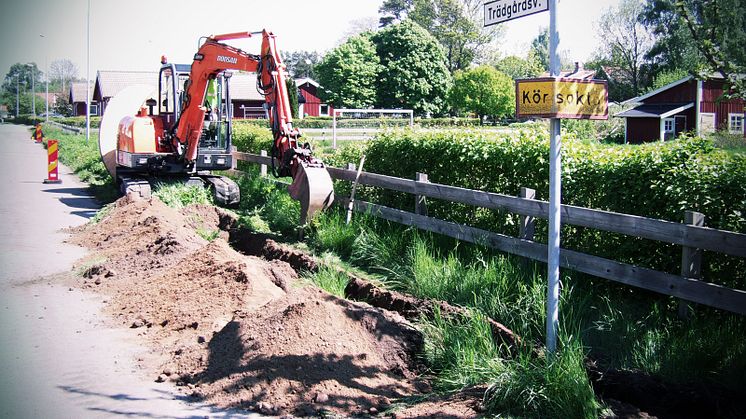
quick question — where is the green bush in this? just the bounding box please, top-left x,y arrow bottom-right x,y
231,123 -> 273,154
235,116 -> 481,130
152,182 -> 213,209
10,115 -> 45,126
50,116 -> 102,128
340,128 -> 746,288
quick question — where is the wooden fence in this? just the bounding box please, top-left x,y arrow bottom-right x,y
232,151 -> 746,315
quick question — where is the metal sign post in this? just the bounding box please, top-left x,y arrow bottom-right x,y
486,0 -> 592,355
546,0 -> 561,354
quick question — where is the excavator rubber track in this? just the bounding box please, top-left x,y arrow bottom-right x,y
201,174 -> 240,207
118,176 -> 152,199
117,173 -> 239,207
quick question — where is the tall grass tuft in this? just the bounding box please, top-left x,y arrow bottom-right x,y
152,182 -> 213,209
230,169 -> 299,235
308,211 -> 360,259
484,337 -> 600,418
419,308 -> 505,390
303,265 -> 349,298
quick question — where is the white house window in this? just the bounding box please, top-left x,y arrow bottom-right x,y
664,118 -> 674,133
729,113 -> 744,134
89,104 -> 98,115
319,104 -> 329,116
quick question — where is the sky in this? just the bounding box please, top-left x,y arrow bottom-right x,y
0,0 -> 621,82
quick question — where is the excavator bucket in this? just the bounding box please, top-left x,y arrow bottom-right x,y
98,84 -> 157,178
288,162 -> 335,225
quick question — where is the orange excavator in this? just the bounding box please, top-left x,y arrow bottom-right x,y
99,30 -> 334,223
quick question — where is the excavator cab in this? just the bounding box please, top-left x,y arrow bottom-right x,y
157,63 -> 234,172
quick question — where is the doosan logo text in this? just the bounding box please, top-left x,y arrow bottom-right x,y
217,55 -> 238,64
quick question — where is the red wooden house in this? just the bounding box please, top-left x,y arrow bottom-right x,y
68,82 -> 95,116
617,74 -> 745,143
295,78 -> 332,118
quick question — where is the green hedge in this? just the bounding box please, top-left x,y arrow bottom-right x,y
234,116 -> 481,130
232,123 -> 273,155
50,116 -> 102,128
8,115 -> 45,126
331,128 -> 746,289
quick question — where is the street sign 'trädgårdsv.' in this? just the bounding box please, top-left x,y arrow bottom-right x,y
515,78 -> 609,119
484,0 -> 549,26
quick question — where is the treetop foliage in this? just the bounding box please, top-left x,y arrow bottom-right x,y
450,66 -> 514,121
372,20 -> 452,116
315,34 -> 381,109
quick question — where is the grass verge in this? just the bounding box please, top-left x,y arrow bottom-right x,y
41,125 -> 118,202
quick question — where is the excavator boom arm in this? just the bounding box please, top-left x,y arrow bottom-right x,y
175,30 -> 297,169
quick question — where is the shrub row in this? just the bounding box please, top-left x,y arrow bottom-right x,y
330,128 -> 746,288
233,116 -> 480,130
49,116 -> 102,128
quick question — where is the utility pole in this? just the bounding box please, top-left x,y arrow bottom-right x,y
85,0 -> 91,143
28,64 -> 36,118
15,75 -> 19,118
41,34 -> 49,122
546,0 -> 561,355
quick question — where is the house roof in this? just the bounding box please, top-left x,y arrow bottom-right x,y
294,77 -> 319,88
540,63 -> 596,80
622,76 -> 694,105
69,82 -> 93,103
229,73 -> 264,101
615,102 -> 694,119
95,70 -> 158,99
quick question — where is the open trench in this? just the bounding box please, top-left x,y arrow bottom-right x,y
70,195 -> 738,418
228,226 -> 741,419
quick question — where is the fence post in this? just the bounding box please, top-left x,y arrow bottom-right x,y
332,111 -> 338,149
260,150 -> 268,177
518,187 -> 536,241
231,146 -> 237,170
415,172 -> 429,216
679,210 -> 705,319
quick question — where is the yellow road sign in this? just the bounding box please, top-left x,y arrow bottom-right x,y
516,78 -> 608,119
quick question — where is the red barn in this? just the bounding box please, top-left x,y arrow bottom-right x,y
229,73 -> 265,119
617,74 -> 745,143
295,78 -> 332,118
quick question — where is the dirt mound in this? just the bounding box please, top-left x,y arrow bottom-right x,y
184,287 -> 426,416
70,196 -> 426,416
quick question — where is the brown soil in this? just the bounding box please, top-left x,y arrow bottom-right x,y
390,387 -> 485,419
69,195 -> 427,417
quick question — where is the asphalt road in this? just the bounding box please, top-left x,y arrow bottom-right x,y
0,124 -> 255,418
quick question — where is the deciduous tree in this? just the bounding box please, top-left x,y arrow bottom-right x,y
673,0 -> 746,99
282,51 -> 321,80
596,0 -> 655,97
641,0 -> 704,77
49,59 -> 78,96
379,0 -> 501,72
495,54 -> 543,80
315,34 -> 381,108
285,78 -> 299,119
450,65 -> 514,121
1,63 -> 43,115
371,20 -> 452,116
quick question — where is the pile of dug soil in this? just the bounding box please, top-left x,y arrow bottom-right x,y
69,195 -> 427,416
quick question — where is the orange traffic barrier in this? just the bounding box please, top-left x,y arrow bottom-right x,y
34,124 -> 43,143
43,139 -> 62,184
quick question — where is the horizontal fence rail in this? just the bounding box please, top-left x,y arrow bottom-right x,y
325,166 -> 746,258
232,151 -> 746,315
